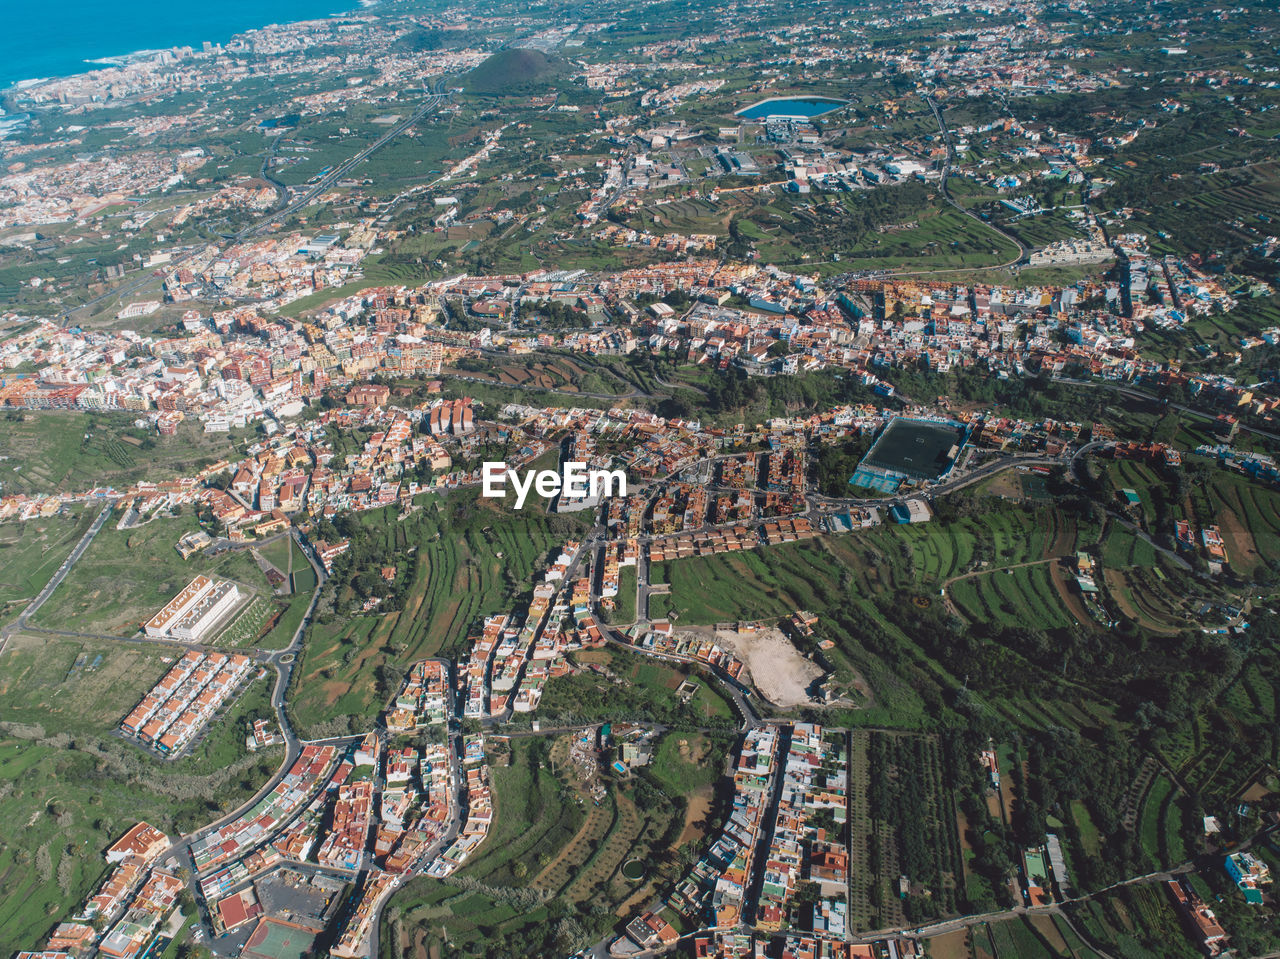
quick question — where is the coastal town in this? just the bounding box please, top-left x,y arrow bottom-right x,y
2,0 -> 1280,956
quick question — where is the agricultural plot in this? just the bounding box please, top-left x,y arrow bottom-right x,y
987,915 -> 1072,959
0,410 -> 245,497
1129,159 -> 1280,264
657,540 -> 846,624
0,632 -> 172,734
1175,690 -> 1276,810
868,732 -> 964,924
1135,773 -> 1191,869
289,489 -> 588,735
612,566 -> 637,624
1066,886 -> 1200,959
1101,566 -> 1191,634
1099,526 -> 1158,568
541,647 -> 736,727
827,208 -> 1022,272
824,503 -> 1074,599
847,731 -> 877,931
454,355 -> 634,397
1197,470 -> 1280,577
646,732 -> 730,797
216,596 -> 273,648
557,792 -> 657,905
994,208 -> 1089,250
461,738 -> 585,887
948,564 -> 1077,632
384,734 -> 686,958
1105,460 -> 1163,527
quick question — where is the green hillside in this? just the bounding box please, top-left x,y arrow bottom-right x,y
464,48 -> 567,94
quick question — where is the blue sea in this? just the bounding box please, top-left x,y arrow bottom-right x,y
0,0 -> 365,91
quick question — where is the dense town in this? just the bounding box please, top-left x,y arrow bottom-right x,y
2,0 -> 1280,957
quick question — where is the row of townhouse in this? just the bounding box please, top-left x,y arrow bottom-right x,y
19,824 -> 172,959
658,726 -> 780,933
384,660 -> 449,732
120,650 -> 253,756
426,753 -> 493,878
625,621 -> 748,683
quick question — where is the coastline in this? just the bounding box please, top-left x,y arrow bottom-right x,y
0,0 -> 365,95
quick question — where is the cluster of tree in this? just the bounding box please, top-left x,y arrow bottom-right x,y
310,514 -> 417,614
521,299 -> 593,329
868,733 -> 960,920
540,664 -> 738,731
813,434 -> 875,496
443,298 -> 490,332
659,367 -> 887,423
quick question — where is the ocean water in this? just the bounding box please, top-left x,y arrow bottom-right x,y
1,0 -> 363,90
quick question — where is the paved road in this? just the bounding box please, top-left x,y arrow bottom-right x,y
160,538 -> 330,948
234,85 -> 452,244
924,94 -> 1027,270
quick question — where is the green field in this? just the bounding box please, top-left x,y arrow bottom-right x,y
948,564 -> 1076,632
381,733 -> 690,958
653,540 -> 846,624
0,633 -> 280,954
255,535 -> 293,574
541,646 -> 737,728
0,507 -> 94,615
255,593 -> 313,651
0,410 -> 247,497
31,514 -> 271,635
1099,526 -> 1158,568
646,731 -> 731,796
611,566 -> 637,624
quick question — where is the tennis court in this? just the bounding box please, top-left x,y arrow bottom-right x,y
242,918 -> 318,959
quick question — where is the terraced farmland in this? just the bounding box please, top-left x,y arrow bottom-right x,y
948,563 -> 1077,631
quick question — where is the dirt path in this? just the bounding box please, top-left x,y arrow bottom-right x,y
679,625 -> 822,707
1102,568 -> 1179,635
1102,569 -> 1144,626
942,555 -> 1062,590
1049,514 -> 1077,558
943,556 -> 1065,623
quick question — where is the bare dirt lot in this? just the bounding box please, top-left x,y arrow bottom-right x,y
678,625 -> 824,707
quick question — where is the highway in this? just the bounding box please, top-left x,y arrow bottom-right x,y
233,81 -> 452,244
